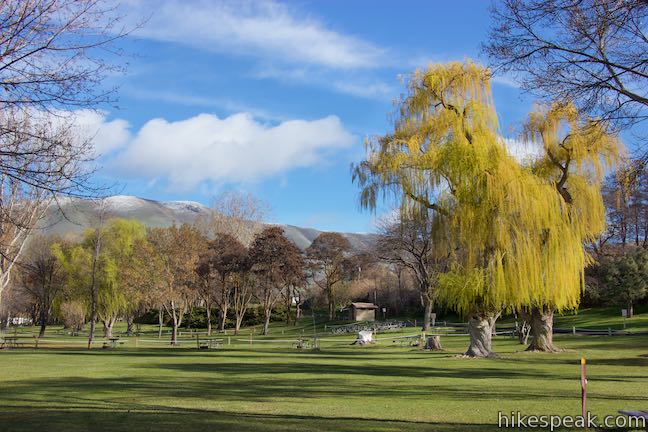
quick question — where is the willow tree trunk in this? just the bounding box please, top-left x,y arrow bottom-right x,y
103,317 -> 115,339
526,307 -> 560,352
465,312 -> 498,357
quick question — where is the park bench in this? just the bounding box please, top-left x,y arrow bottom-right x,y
619,410 -> 648,431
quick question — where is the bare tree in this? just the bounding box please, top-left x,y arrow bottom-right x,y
147,224 -> 204,345
196,191 -> 269,246
0,114 -> 92,306
306,233 -> 353,320
196,234 -> 248,334
232,271 -> 254,335
16,235 -> 66,337
375,211 -> 449,331
484,0 -> 648,133
0,0 -> 131,307
601,159 -> 648,252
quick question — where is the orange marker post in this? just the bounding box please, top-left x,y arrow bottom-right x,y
580,357 -> 587,419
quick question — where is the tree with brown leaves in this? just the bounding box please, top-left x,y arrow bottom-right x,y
248,227 -> 304,335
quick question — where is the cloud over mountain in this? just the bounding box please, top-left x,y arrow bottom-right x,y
90,112 -> 356,190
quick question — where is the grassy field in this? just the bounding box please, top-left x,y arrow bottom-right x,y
0,310 -> 646,431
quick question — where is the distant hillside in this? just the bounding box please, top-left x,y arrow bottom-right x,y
39,195 -> 376,251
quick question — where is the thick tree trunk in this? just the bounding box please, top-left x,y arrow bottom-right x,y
38,308 -> 48,338
328,291 -> 335,320
157,307 -> 164,339
285,294 -> 292,325
422,297 -> 432,332
526,307 -> 560,352
465,312 -> 498,357
627,303 -> 634,318
102,318 -> 115,339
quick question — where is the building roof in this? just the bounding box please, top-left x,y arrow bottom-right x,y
351,302 -> 379,309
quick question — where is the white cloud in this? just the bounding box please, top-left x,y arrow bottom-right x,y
124,0 -> 384,69
108,112 -> 355,190
70,110 -> 131,156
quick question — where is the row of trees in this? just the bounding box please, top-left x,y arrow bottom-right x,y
6,187 -> 402,346
9,219 -> 305,346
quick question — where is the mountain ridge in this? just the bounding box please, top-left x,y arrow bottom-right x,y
39,195 -> 376,251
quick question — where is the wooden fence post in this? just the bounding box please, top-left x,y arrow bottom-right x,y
581,358 -> 587,419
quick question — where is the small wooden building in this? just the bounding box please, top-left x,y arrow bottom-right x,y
349,302 -> 379,322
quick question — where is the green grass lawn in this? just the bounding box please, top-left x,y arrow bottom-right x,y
0,311 -> 646,431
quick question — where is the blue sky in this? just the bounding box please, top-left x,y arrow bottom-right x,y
85,0 -> 537,233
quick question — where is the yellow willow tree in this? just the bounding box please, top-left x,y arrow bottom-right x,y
353,61 -> 594,357
521,102 -> 620,352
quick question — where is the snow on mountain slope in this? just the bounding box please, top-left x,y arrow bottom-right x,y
39,195 -> 375,251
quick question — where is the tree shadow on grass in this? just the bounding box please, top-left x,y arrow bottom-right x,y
0,406 -> 496,432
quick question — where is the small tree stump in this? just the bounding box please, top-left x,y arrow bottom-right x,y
425,335 -> 442,351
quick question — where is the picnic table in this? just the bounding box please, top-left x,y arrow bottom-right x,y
198,338 -> 221,350
292,338 -> 311,349
103,337 -> 123,349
